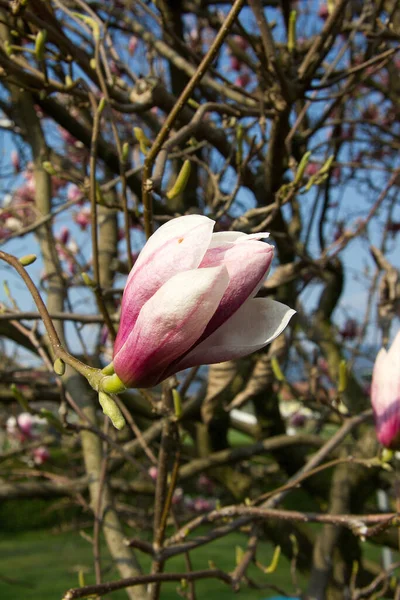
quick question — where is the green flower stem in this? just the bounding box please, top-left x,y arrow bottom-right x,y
99,373 -> 126,394
101,362 -> 115,376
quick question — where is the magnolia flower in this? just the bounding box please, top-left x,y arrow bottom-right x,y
371,331 -> 400,449
32,446 -> 50,465
128,35 -> 138,56
148,466 -> 158,480
112,215 -> 295,389
67,184 -> 83,203
11,150 -> 20,173
6,412 -> 46,441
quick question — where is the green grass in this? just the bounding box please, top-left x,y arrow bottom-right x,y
0,528 -> 303,599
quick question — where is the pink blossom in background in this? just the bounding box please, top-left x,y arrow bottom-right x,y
16,412 -> 34,438
148,466 -> 158,480
128,36 -> 138,56
192,497 -> 216,513
33,446 -> 50,465
233,35 -> 248,51
67,184 -> 83,203
74,207 -> 91,230
230,56 -> 241,71
318,4 -> 329,20
6,412 -> 46,442
58,226 -> 70,246
371,331 -> 400,449
339,318 -> 359,340
234,72 -> 251,88
305,162 -> 319,177
11,150 -> 20,173
113,215 -> 295,389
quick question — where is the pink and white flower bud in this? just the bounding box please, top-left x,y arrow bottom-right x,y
74,207 -> 91,230
17,412 -> 34,437
148,466 -> 158,480
33,446 -> 50,465
128,36 -> 138,56
11,150 -> 20,173
113,215 -> 295,388
371,331 -> 400,449
58,226 -> 70,245
67,184 -> 82,203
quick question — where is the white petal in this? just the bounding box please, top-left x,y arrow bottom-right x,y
127,215 -> 215,286
209,232 -> 247,246
209,231 -> 270,248
171,298 -> 295,371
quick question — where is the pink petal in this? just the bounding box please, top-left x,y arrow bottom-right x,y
114,266 -> 229,388
371,332 -> 400,448
375,403 -> 400,449
198,238 -> 274,339
371,348 -> 388,412
114,215 -> 214,356
168,298 -> 295,373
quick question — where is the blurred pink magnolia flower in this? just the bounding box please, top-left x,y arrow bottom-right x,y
318,3 -> 329,19
6,412 -> 46,442
234,72 -> 250,88
33,446 -> 50,465
67,184 -> 82,203
113,215 -> 295,388
16,412 -> 34,437
128,36 -> 138,56
58,226 -> 70,246
192,497 -> 216,513
74,207 -> 91,230
371,331 -> 400,449
340,318 -> 359,340
233,35 -> 248,51
305,162 -> 319,177
148,466 -> 158,480
230,56 -> 241,71
11,150 -> 20,173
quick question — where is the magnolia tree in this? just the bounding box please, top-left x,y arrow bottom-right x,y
1,0 -> 400,599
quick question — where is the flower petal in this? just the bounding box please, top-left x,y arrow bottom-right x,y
198,239 -> 274,338
114,215 -> 215,356
375,402 -> 400,449
168,298 -> 295,373
371,333 -> 400,449
209,231 -> 269,248
114,265 -> 229,388
371,348 -> 388,411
